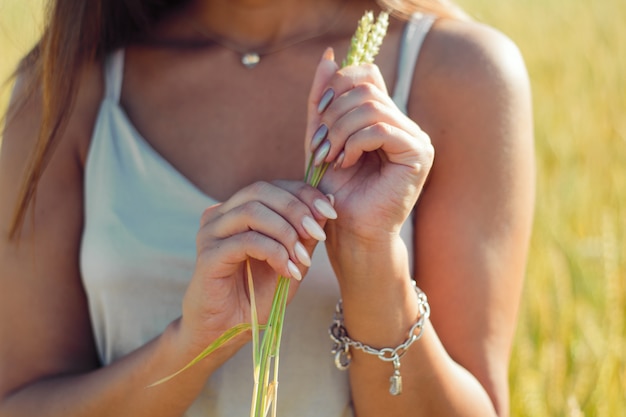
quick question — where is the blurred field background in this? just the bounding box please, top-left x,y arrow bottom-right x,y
1,0 -> 625,415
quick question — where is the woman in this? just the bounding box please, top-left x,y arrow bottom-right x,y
0,0 -> 534,416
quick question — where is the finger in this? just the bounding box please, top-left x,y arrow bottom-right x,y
199,182 -> 334,267
305,48 -> 340,159
339,122 -> 434,171
220,181 -> 334,234
308,48 -> 339,114
200,202 -> 224,227
308,65 -> 389,158
313,99 -> 422,166
327,63 -> 388,99
199,200 -> 311,268
199,231 -> 302,280
271,180 -> 336,260
309,82 -> 390,156
320,82 -> 397,130
271,180 -> 337,220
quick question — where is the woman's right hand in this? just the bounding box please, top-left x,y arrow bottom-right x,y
178,180 -> 336,351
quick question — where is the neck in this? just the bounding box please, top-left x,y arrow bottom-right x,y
186,0 -> 345,49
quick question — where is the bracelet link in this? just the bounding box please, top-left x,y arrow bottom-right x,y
328,280 -> 431,396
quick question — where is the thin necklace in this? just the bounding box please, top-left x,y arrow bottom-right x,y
190,0 -> 347,69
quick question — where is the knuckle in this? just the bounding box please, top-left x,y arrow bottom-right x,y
240,200 -> 265,218
295,183 -> 319,203
284,195 -> 303,213
361,99 -> 383,116
424,142 -> 435,163
279,221 -> 299,243
333,70 -> 357,93
362,63 -> 384,83
331,122 -> 350,142
322,103 -> 341,124
249,180 -> 271,196
370,121 -> 393,137
335,69 -> 353,84
241,231 -> 268,254
199,204 -> 219,226
241,231 -> 287,260
358,82 -> 379,97
361,63 -> 378,73
419,130 -> 433,146
271,179 -> 289,189
240,230 -> 258,246
200,208 -> 212,226
417,131 -> 435,158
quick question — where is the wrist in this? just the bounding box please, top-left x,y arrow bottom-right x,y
330,281 -> 431,396
339,276 -> 421,347
328,233 -> 410,287
326,220 -> 403,252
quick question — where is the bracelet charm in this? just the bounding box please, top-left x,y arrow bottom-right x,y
329,281 -> 430,396
390,357 -> 403,395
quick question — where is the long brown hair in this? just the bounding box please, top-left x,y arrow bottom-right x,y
5,0 -> 464,238
5,0 -> 186,238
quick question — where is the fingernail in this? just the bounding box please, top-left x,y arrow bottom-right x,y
317,88 -> 335,114
294,241 -> 312,267
326,194 -> 335,207
310,124 -> 328,151
287,260 -> 303,281
314,198 -> 337,220
322,47 -> 335,61
302,216 -> 326,241
314,140 -> 331,166
333,150 -> 345,170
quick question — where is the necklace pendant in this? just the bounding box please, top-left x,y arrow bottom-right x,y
241,52 -> 260,68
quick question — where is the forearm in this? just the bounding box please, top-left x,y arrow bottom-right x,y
347,321 -> 498,417
0,319 -> 248,417
332,237 -> 499,417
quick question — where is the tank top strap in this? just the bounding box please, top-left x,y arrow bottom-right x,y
103,49 -> 125,103
391,13 -> 436,114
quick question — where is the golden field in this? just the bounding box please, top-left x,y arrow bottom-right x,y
1,0 -> 624,415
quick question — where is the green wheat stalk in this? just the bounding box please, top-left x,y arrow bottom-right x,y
150,10 -> 389,417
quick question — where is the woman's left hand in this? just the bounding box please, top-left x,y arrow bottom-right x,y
305,50 -> 434,244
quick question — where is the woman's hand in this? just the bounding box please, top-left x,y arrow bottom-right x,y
306,50 -> 434,245
179,181 -> 336,351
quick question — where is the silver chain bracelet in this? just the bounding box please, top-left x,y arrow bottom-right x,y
329,281 -> 430,396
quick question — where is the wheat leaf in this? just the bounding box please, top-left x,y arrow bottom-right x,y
148,322 -> 256,387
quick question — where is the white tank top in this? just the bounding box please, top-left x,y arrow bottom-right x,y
80,13 -> 435,417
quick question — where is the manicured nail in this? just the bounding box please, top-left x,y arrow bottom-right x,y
294,241 -> 312,267
322,47 -> 335,61
314,198 -> 337,220
313,140 -> 331,166
317,88 -> 335,114
326,194 -> 335,207
310,124 -> 328,151
287,260 -> 303,281
302,216 -> 326,241
333,150 -> 345,170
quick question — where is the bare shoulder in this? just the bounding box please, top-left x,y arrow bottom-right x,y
429,18 -> 528,80
1,57 -> 104,234
410,17 -> 532,142
421,17 -> 530,95
2,57 -> 103,170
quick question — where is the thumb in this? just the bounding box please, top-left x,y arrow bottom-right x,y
305,48 -> 339,161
